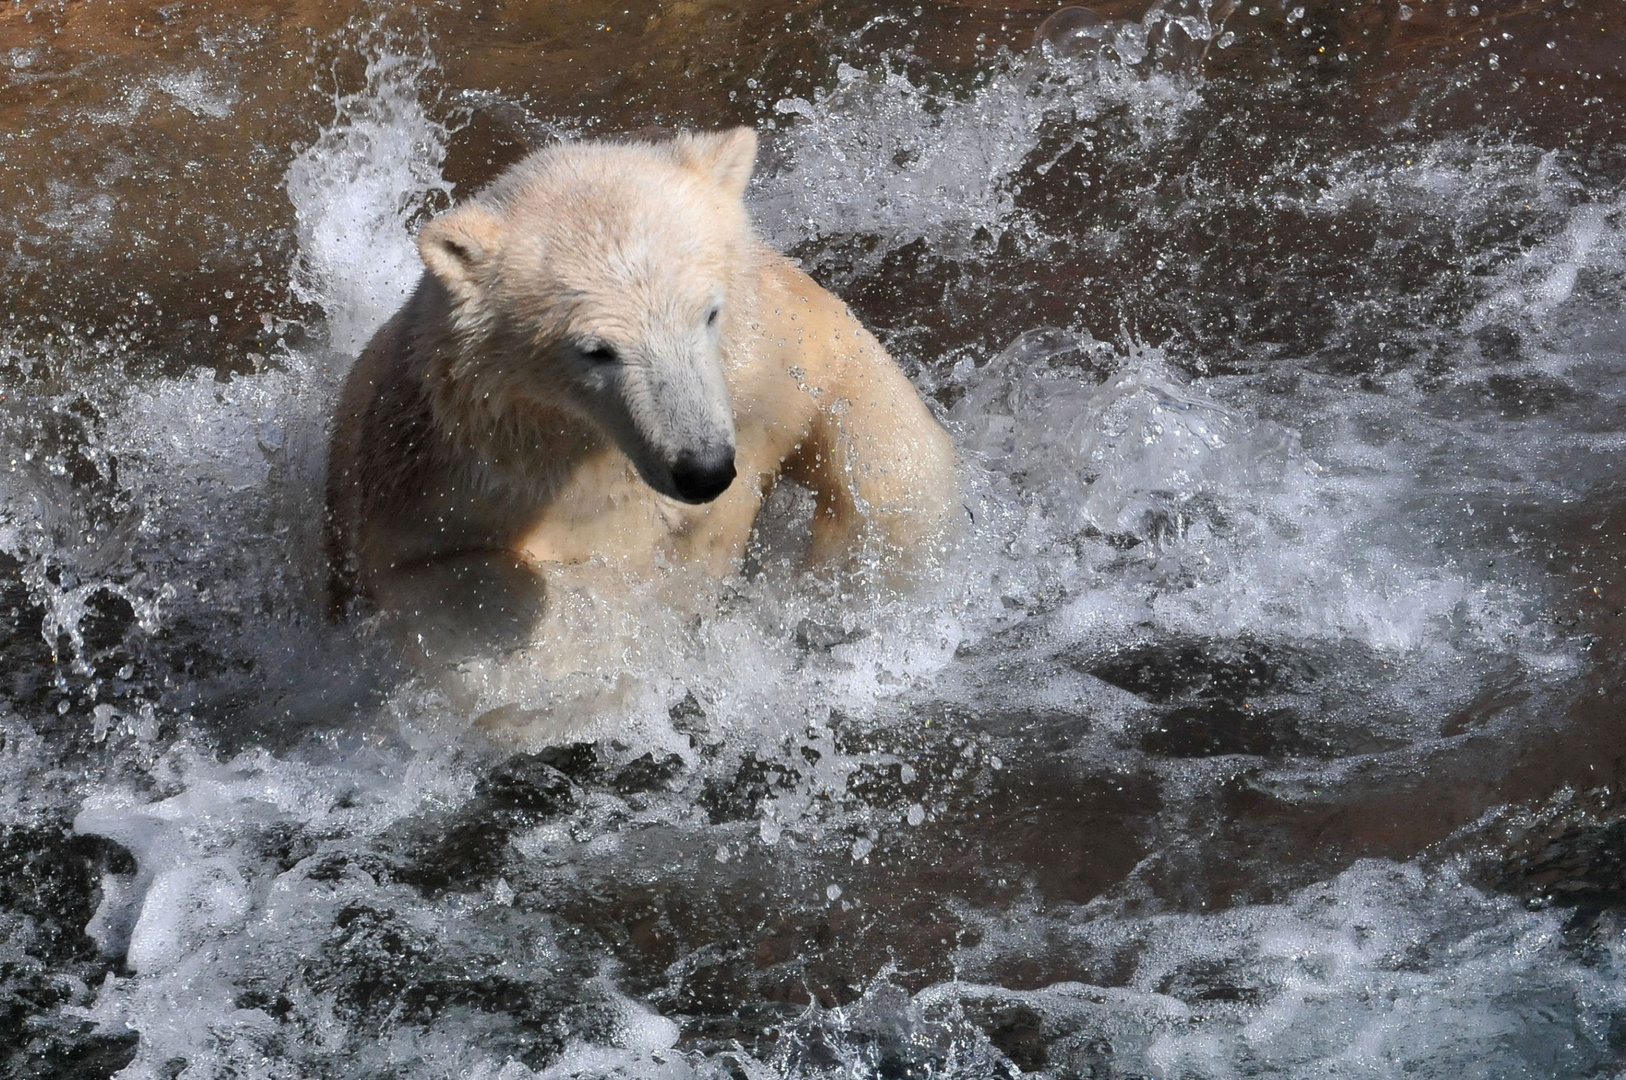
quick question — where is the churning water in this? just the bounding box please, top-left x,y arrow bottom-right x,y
3,1 -> 1626,1077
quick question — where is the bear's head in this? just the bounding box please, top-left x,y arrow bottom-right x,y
416,128 -> 759,505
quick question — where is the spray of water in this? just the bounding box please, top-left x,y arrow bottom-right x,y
0,10 -> 1619,1076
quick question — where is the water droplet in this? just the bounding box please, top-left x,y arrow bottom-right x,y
906,804 -> 926,826
826,883 -> 842,901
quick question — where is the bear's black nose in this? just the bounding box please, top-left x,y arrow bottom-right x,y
670,449 -> 736,503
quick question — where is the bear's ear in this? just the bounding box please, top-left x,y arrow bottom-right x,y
673,127 -> 758,198
418,203 -> 502,302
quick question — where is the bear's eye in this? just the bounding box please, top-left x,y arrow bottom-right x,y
580,341 -> 618,363
706,306 -> 721,327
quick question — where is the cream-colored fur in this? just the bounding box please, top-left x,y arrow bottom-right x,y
326,128 -> 956,656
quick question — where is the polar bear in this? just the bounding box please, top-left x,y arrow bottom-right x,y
326,128 -> 956,655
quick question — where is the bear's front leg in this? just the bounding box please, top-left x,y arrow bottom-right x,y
371,551 -> 548,663
791,359 -> 959,582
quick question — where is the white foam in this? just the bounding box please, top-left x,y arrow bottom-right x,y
928,858 -> 1626,1078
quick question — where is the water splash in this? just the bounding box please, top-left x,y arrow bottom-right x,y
0,10 -> 1619,1079
287,49 -> 452,356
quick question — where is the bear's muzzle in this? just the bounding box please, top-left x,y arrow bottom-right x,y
668,447 -> 736,503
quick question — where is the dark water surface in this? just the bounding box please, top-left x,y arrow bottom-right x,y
2,1 -> 1626,1077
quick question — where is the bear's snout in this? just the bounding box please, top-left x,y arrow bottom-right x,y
669,447 -> 736,503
